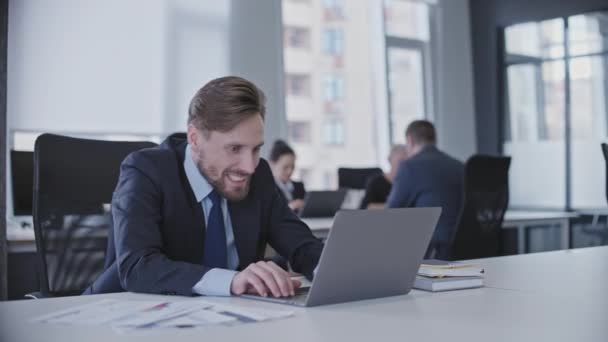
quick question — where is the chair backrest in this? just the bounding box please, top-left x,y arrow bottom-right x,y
33,134 -> 157,296
601,143 -> 608,204
450,155 -> 511,260
10,150 -> 34,216
337,167 -> 383,190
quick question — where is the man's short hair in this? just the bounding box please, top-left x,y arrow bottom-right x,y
405,120 -> 436,145
188,76 -> 266,134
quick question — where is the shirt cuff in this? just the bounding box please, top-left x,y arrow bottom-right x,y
192,268 -> 238,296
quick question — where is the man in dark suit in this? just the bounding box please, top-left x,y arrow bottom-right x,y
386,120 -> 464,260
86,76 -> 323,297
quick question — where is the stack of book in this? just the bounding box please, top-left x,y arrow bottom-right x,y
413,260 -> 484,292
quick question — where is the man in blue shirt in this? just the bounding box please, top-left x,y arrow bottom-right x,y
386,120 -> 464,260
87,76 -> 323,297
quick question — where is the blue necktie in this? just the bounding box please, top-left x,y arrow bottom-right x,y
203,190 -> 228,269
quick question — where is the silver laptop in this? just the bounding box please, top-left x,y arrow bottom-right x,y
242,207 -> 441,307
299,190 -> 347,218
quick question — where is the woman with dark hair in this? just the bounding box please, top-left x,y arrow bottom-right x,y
269,140 -> 306,212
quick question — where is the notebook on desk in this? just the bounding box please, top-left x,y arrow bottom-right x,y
413,275 -> 483,292
414,260 -> 484,292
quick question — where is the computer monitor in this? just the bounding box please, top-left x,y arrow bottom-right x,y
11,150 -> 34,216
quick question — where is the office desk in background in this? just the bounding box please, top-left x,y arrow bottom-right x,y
502,210 -> 578,253
1,246 -> 606,342
6,224 -> 36,253
304,210 -> 579,254
7,210 -> 579,253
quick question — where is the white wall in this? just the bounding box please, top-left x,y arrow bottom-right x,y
9,0 -> 166,135
5,0 -> 239,218
8,0 -> 231,138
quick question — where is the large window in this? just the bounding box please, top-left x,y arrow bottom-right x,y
503,11 -> 608,209
384,0 -> 433,144
283,0 -> 435,189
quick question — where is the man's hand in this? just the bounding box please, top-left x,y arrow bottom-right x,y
288,199 -> 305,211
230,261 -> 301,297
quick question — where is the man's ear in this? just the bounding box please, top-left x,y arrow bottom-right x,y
405,135 -> 413,148
187,124 -> 199,149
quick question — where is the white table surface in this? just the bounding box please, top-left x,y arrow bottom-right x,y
473,246 -> 608,298
1,246 -> 607,342
502,210 -> 578,222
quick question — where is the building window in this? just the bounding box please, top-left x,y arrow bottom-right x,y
285,73 -> 311,96
284,26 -> 311,49
323,75 -> 344,101
384,0 -> 430,41
322,118 -> 345,146
288,121 -> 312,143
322,0 -> 344,20
322,28 -> 344,56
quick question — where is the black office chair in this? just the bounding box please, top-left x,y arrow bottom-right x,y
337,167 -> 383,189
450,155 -> 511,260
32,134 -> 157,297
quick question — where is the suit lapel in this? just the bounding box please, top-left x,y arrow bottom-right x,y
228,197 -> 260,269
174,140 -> 206,263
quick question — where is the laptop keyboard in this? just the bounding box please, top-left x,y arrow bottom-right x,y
277,286 -> 309,305
243,286 -> 310,306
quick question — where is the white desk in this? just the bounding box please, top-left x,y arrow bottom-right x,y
502,210 -> 578,253
472,246 -> 608,298
304,210 -> 579,254
6,225 -> 36,253
8,210 -> 579,254
1,246 -> 606,341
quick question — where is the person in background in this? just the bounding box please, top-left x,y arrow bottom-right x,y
386,120 -> 464,260
269,140 -> 306,213
359,144 -> 408,209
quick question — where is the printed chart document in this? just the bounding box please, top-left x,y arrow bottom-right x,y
32,299 -> 294,332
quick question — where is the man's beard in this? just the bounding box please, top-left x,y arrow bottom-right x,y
197,162 -> 252,202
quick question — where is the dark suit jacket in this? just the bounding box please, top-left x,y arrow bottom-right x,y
386,145 -> 464,259
85,134 -> 323,296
